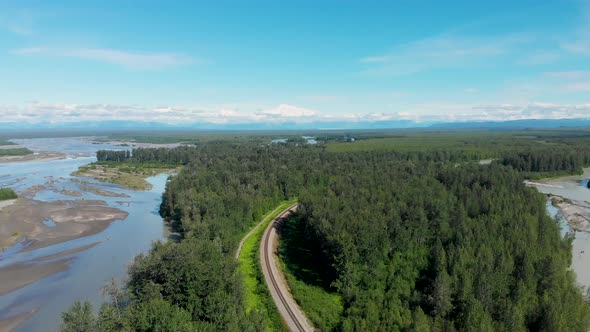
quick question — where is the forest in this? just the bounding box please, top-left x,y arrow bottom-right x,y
62,130 -> 590,331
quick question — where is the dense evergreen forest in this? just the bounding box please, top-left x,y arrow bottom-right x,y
62,131 -> 590,331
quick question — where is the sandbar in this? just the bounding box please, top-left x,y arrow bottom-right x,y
0,200 -> 16,212
80,185 -> 130,198
0,258 -> 72,296
52,189 -> 83,197
0,308 -> 38,332
0,152 -> 66,164
0,197 -> 128,251
33,242 -> 100,262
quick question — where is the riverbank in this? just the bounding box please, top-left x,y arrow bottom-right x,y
548,196 -> 590,232
525,177 -> 590,233
525,169 -> 590,289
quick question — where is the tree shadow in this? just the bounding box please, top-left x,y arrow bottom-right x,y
276,213 -> 335,291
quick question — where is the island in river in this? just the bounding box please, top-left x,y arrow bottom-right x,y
0,137 -> 174,332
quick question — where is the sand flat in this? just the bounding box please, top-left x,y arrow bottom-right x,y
0,152 -> 66,164
0,200 -> 16,212
33,242 -> 100,262
0,258 -> 72,296
0,197 -> 128,251
0,308 -> 39,332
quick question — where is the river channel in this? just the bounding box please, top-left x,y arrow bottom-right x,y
531,168 -> 590,289
0,138 -> 169,331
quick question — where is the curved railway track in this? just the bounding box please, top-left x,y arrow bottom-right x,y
260,203 -> 314,332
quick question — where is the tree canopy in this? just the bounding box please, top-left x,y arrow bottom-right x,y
64,131 -> 590,331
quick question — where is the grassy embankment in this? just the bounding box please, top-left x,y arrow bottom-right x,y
0,148 -> 33,157
73,161 -> 177,190
278,217 -> 344,331
237,199 -> 297,331
0,188 -> 17,201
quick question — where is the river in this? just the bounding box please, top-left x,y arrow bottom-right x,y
530,168 -> 590,289
0,138 -> 169,331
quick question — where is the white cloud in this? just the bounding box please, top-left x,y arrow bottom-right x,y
518,51 -> 561,65
469,103 -> 590,121
1,101 -> 590,126
0,10 -> 34,35
360,34 -> 533,76
301,95 -> 343,102
560,82 -> 590,92
361,1 -> 590,77
541,70 -> 590,92
258,104 -> 317,118
0,103 -> 320,125
13,47 -> 194,70
560,1 -> 590,55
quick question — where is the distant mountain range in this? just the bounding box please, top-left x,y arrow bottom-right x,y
1,118 -> 590,131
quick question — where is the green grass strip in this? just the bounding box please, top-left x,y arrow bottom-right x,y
237,198 -> 297,331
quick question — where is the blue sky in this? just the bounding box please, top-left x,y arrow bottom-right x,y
0,0 -> 589,126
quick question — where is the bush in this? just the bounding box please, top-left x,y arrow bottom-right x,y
0,188 -> 17,201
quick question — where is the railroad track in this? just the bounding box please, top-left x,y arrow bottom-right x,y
260,203 -> 313,332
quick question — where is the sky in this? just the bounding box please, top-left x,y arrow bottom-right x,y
0,0 -> 589,127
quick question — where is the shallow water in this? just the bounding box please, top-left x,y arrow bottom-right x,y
533,168 -> 590,201
532,168 -> 590,288
0,138 -> 168,332
271,136 -> 317,144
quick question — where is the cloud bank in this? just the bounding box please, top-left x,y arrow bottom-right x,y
14,47 -> 193,70
1,102 -> 589,127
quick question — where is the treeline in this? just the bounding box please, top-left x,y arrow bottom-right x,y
96,150 -> 131,162
96,147 -> 198,164
0,148 -> 33,157
65,133 -> 590,331
499,147 -> 590,176
0,188 -> 17,201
